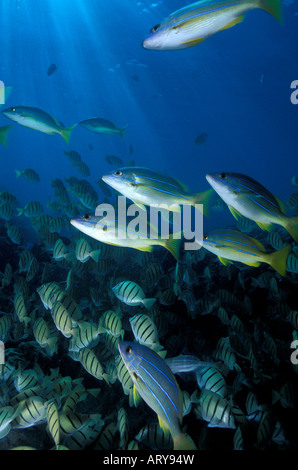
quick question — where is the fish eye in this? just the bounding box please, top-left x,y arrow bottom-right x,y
151,24 -> 160,33
10,107 -> 15,112
126,346 -> 132,354
219,173 -> 227,180
83,214 -> 91,220
203,234 -> 208,240
113,170 -> 123,177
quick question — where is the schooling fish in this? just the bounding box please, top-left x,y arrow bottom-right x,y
2,106 -> 76,144
206,172 -> 298,244
112,281 -> 156,310
202,228 -> 291,276
118,341 -> 197,450
0,125 -> 13,147
79,117 -> 127,138
102,166 -> 214,215
143,0 -> 283,50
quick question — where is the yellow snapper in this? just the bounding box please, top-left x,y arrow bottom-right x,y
118,341 -> 197,450
70,213 -> 181,260
143,0 -> 283,50
102,166 -> 213,216
206,172 -> 298,244
202,228 -> 292,276
2,106 -> 76,143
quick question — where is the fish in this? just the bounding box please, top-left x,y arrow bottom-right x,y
202,228 -> 292,276
118,341 -> 197,450
117,407 -> 129,449
0,407 -> 19,440
0,125 -> 13,147
79,117 -> 128,138
68,320 -> 101,351
194,132 -> 208,145
74,347 -> 110,384
2,106 -> 76,144
14,292 -> 31,327
135,423 -> 173,450
53,238 -> 74,262
98,310 -> 124,338
51,301 -> 77,338
17,201 -> 43,218
46,400 -> 60,449
70,213 -> 181,261
15,168 -> 40,183
206,172 -> 298,243
142,0 -> 283,50
5,223 -> 22,245
32,317 -> 58,356
196,390 -> 236,428
102,166 -> 214,216
195,366 -> 227,397
47,63 -> 58,76
112,280 -> 156,310
12,396 -> 46,429
105,155 -> 124,166
63,149 -> 82,165
75,238 -> 101,263
129,313 -> 163,351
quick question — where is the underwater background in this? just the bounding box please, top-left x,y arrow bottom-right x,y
0,0 -> 297,451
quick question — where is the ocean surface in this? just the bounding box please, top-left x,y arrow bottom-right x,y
0,0 -> 297,452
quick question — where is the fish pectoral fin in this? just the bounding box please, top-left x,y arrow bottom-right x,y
218,256 -> 233,266
228,205 -> 242,221
219,15 -> 244,32
133,385 -> 141,407
182,37 -> 205,47
256,221 -> 274,231
131,200 -> 148,212
158,415 -> 170,436
135,245 -> 154,252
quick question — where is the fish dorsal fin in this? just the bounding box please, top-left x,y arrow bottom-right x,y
218,256 -> 233,266
228,205 -> 242,221
274,195 -> 287,215
158,415 -> 170,436
219,15 -> 244,32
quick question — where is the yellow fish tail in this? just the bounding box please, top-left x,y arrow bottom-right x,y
173,432 -> 197,451
61,124 -> 76,144
259,0 -> 283,24
119,124 -> 128,139
266,244 -> 292,277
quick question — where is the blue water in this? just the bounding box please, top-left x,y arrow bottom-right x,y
1,0 -> 297,231
0,0 -> 298,452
